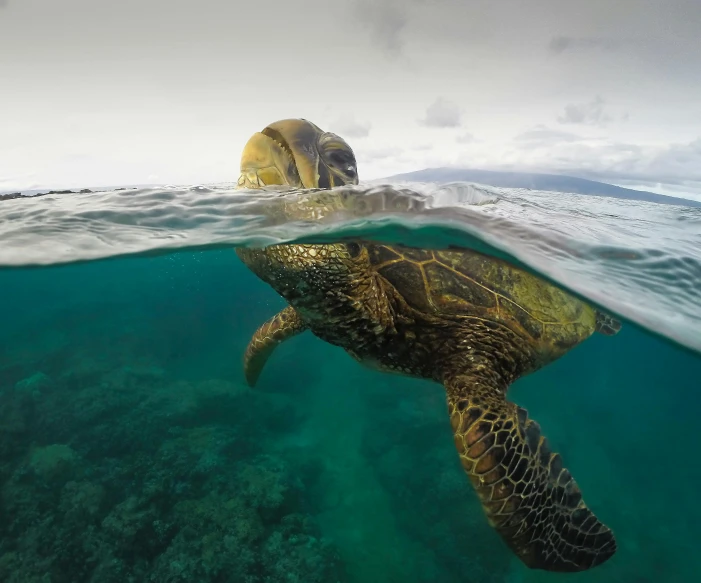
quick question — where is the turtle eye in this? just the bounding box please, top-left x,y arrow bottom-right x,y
328,152 -> 357,178
319,133 -> 358,184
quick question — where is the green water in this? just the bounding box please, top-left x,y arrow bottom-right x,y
1,249 -> 700,582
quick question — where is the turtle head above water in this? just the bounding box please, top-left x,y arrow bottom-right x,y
237,118 -> 359,190
234,119 -> 371,308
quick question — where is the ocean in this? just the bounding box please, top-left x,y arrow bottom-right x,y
0,181 -> 699,583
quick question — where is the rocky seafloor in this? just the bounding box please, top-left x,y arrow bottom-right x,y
0,363 -> 349,583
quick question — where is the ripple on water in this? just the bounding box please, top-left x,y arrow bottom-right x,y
0,181 -> 699,354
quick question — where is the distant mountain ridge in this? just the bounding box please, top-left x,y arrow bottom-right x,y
382,167 -> 701,208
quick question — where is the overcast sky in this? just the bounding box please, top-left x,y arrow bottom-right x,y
2,0 -> 700,199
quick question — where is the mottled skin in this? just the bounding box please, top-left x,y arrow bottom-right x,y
235,119 -> 621,573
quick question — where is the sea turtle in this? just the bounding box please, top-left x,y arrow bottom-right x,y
234,118 -> 621,572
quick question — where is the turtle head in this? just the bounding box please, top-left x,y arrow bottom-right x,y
237,118 -> 359,190
235,119 -> 374,317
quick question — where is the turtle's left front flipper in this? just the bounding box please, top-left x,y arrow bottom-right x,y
444,373 -> 616,572
244,305 -> 307,387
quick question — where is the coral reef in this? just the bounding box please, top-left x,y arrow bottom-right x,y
0,355 -> 344,583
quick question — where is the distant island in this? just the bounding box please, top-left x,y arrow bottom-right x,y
3,168 -> 699,209
381,167 -> 701,208
0,187 -> 137,202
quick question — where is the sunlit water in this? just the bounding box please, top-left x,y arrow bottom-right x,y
0,182 -> 699,583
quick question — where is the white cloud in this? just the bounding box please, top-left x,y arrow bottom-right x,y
357,146 -> 404,162
352,0 -> 410,56
456,132 -> 476,144
496,132 -> 701,194
548,36 -> 621,54
558,96 -> 612,127
420,97 -> 461,128
514,126 -> 584,145
329,114 -> 371,139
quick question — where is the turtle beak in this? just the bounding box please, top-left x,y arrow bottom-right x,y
236,118 -> 359,190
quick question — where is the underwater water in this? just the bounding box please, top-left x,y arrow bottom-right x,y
0,182 -> 700,582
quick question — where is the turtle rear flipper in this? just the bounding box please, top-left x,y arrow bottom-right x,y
244,305 -> 307,387
445,373 -> 616,572
595,310 -> 622,336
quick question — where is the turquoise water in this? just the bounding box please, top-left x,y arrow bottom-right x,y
1,183 -> 700,582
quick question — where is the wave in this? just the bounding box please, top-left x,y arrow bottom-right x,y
1,181 -> 699,354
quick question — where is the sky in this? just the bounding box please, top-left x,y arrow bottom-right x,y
1,0 -> 701,200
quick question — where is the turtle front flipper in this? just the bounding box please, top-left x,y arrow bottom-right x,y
445,373 -> 616,572
244,305 -> 307,387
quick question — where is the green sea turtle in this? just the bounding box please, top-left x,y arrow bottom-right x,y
234,119 -> 621,572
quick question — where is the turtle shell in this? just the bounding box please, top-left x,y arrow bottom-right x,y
367,244 -> 597,362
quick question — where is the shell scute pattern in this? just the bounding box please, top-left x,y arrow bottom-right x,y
368,244 -> 596,356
